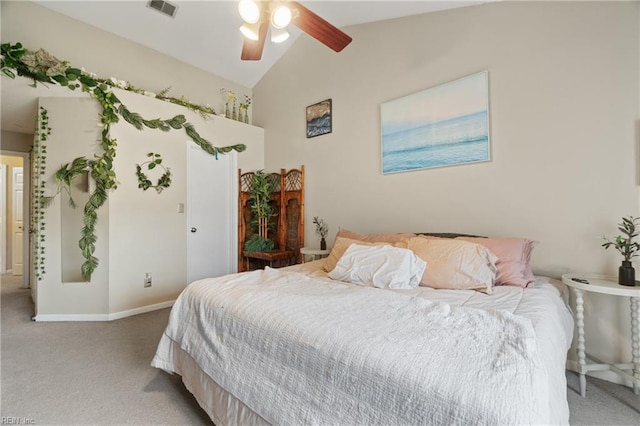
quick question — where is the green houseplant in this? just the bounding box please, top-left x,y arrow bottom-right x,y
244,171 -> 277,252
602,216 -> 640,286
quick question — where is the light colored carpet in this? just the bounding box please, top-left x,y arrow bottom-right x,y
0,274 -> 210,425
2,274 -> 639,425
566,369 -> 640,425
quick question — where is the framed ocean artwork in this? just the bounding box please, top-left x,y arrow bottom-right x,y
381,71 -> 490,174
306,99 -> 332,138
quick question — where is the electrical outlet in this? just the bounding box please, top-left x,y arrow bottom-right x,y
144,272 -> 152,288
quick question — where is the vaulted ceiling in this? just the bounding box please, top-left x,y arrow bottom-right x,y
2,1 -> 488,134
34,1 -> 486,88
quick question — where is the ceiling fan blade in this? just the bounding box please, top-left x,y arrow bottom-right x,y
290,1 -> 352,53
241,22 -> 268,61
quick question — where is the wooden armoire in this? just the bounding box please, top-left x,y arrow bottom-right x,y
238,166 -> 304,271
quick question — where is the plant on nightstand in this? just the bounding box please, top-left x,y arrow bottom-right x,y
602,216 -> 640,286
313,216 -> 329,250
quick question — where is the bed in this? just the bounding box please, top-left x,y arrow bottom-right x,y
152,233 -> 574,425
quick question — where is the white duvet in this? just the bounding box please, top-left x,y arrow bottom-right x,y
152,265 -> 571,425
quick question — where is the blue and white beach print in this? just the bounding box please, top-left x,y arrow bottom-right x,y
381,71 -> 490,174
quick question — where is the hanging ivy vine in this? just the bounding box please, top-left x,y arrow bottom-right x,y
1,42 -> 246,281
32,106 -> 50,281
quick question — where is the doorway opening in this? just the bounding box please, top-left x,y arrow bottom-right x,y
0,152 -> 30,289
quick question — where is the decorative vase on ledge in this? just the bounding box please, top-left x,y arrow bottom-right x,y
619,260 -> 635,286
320,237 -> 327,251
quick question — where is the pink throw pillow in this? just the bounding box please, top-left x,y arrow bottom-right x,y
457,237 -> 536,288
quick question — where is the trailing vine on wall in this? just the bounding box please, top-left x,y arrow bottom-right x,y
32,106 -> 50,281
1,42 -> 246,280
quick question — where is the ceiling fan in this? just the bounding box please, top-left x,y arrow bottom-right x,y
238,0 -> 353,60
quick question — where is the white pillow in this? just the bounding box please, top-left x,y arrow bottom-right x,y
327,243 -> 426,289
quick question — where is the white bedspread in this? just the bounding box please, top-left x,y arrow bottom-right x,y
153,266 -> 557,425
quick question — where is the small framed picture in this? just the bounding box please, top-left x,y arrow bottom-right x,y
306,99 -> 332,138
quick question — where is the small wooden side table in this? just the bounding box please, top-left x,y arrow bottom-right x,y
562,273 -> 640,398
243,250 -> 295,271
300,247 -> 330,262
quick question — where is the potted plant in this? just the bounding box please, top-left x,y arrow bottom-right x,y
313,216 -> 329,250
602,216 -> 640,286
244,170 -> 277,252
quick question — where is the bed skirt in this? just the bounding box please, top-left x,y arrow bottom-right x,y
153,334 -> 270,426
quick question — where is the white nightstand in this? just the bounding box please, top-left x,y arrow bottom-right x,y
300,247 -> 329,263
562,273 -> 640,398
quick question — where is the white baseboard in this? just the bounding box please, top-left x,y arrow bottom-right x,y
33,299 -> 175,322
108,300 -> 175,321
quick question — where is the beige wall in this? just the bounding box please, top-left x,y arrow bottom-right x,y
254,1 -> 639,382
1,1 -> 251,118
36,97 -> 110,316
108,89 -> 263,314
35,92 -> 263,318
1,131 -> 33,152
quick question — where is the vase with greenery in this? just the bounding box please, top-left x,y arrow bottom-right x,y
240,95 -> 251,124
313,216 -> 329,250
244,170 -> 277,252
602,216 -> 640,286
221,88 -> 235,119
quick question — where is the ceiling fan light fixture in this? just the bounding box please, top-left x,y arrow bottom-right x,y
238,0 -> 260,24
240,22 -> 260,41
271,27 -> 290,43
271,5 -> 292,29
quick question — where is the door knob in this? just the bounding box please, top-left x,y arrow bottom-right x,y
191,227 -> 197,233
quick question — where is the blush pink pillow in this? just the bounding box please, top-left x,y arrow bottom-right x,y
457,237 -> 536,288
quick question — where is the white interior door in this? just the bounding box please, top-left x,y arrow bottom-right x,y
12,166 -> 24,276
187,143 -> 238,284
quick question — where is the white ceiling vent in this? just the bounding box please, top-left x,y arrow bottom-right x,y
147,0 -> 177,18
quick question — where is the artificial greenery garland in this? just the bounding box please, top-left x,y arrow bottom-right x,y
32,106 -> 50,281
1,42 -> 246,280
136,153 -> 172,193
